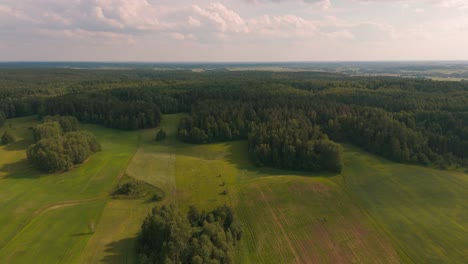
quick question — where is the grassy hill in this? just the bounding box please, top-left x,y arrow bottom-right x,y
0,114 -> 467,263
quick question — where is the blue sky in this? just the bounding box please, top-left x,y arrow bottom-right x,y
1,0 -> 468,61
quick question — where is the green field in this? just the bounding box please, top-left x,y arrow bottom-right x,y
0,116 -> 141,262
1,114 -> 467,263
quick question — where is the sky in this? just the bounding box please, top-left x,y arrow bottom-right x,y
1,0 -> 468,62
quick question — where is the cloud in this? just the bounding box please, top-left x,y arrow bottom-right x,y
245,0 -> 331,9
248,15 -> 318,38
192,3 -> 249,33
350,22 -> 396,42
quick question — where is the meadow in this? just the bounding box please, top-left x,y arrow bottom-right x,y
0,116 -> 140,263
1,114 -> 467,263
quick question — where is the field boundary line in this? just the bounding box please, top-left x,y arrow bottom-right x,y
0,196 -> 106,251
1,130 -> 143,251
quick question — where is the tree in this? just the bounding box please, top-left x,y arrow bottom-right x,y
0,111 -> 6,127
32,121 -> 62,142
155,129 -> 167,141
140,205 -> 191,264
140,205 -> 242,264
1,131 -> 15,145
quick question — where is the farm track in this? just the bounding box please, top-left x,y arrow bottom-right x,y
0,131 -> 143,252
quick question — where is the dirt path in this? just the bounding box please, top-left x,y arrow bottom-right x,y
0,131 -> 143,251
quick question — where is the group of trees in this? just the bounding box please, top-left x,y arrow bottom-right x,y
140,205 -> 242,264
26,116 -> 101,173
0,111 -> 14,145
44,94 -> 162,130
249,119 -> 343,173
1,69 -> 466,170
177,85 -> 466,170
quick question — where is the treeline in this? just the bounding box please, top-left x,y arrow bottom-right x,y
178,95 -> 466,169
1,69 -> 466,169
27,116 -> 101,173
44,94 -> 162,130
140,205 -> 242,264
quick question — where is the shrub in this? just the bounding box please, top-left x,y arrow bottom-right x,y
155,129 -> 166,141
1,131 -> 15,145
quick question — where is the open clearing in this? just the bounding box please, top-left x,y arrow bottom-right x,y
1,114 -> 467,263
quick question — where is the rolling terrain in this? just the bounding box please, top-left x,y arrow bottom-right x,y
0,114 -> 467,263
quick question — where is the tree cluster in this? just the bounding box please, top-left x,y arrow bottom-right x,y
249,119 -> 343,173
27,117 -> 101,173
140,205 -> 242,264
45,94 -> 162,130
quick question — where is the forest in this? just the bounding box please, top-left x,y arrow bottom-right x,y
0,69 -> 466,172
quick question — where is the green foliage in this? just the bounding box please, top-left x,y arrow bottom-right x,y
140,205 -> 241,264
0,68 -> 465,168
27,126 -> 101,173
155,129 -> 167,141
113,175 -> 165,201
249,119 -> 344,173
1,131 -> 15,145
31,121 -> 62,142
44,115 -> 79,132
45,95 -> 162,130
0,111 -> 5,127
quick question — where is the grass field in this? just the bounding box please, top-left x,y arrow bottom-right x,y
0,116 -> 140,263
1,114 -> 467,263
343,146 -> 468,263
122,115 -> 406,263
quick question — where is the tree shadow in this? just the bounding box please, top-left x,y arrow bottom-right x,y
1,159 -> 41,179
71,232 -> 92,237
2,139 -> 32,151
101,237 -> 138,264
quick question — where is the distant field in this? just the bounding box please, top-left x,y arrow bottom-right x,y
1,114 -> 467,263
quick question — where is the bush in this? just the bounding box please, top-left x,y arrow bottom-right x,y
116,182 -> 137,195
155,129 -> 166,141
1,131 -> 15,145
150,193 -> 164,201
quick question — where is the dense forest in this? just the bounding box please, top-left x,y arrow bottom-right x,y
0,69 -> 466,172
140,205 -> 242,264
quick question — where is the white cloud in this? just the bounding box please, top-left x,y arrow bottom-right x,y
245,0 -> 331,10
248,14 -> 318,38
192,3 -> 249,33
